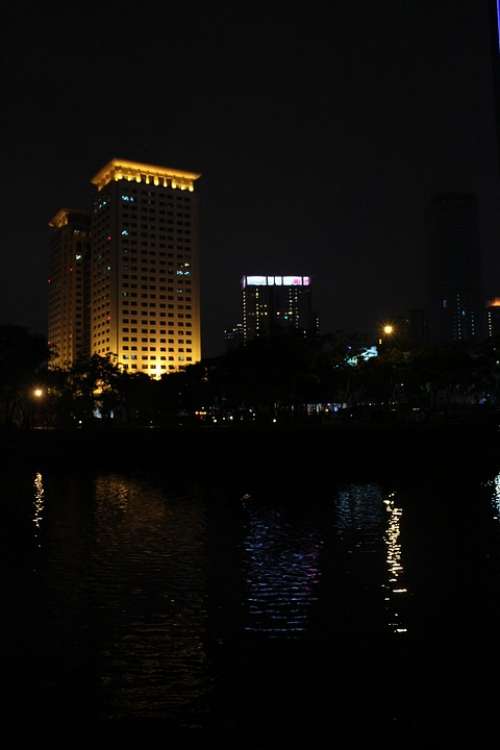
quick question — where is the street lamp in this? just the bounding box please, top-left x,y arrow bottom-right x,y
378,324 -> 396,347
33,387 -> 44,399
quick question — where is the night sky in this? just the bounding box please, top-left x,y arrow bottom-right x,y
2,2 -> 499,357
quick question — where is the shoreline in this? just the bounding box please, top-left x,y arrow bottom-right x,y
3,421 -> 500,477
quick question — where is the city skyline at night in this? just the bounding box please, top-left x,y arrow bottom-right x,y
4,4 -> 500,729
2,3 -> 497,357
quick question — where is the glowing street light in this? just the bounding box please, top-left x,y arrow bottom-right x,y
383,325 -> 394,335
33,387 -> 44,399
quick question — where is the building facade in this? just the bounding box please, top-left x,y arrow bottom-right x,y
427,193 -> 482,343
241,275 -> 316,343
49,159 -> 202,376
48,209 -> 91,367
486,298 -> 500,337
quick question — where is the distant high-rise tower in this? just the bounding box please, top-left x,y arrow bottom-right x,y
90,159 -> 202,376
48,209 -> 91,367
428,194 -> 482,343
241,275 -> 316,343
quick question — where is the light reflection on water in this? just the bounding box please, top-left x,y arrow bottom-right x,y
9,472 -> 208,723
32,472 -> 45,550
383,492 -> 408,635
241,483 -> 409,637
336,483 -> 408,635
9,467 -> 500,722
90,475 -> 207,721
242,499 -> 323,637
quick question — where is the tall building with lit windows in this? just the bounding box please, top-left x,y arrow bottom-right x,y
89,159 -> 201,376
486,298 -> 500,337
427,194 -> 483,343
241,275 -> 316,343
48,209 -> 91,367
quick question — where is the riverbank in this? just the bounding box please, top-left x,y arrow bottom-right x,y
3,421 -> 500,477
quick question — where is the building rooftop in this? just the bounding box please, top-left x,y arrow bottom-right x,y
48,208 -> 89,229
241,275 -> 311,288
91,158 -> 201,191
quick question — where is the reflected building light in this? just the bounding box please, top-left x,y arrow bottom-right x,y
96,476 -> 130,514
242,504 -> 322,637
487,472 -> 500,520
336,483 -> 385,532
383,492 -> 409,635
33,472 -> 45,547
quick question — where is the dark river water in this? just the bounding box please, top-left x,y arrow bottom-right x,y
2,465 -> 500,726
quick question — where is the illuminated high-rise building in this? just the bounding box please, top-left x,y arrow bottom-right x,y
241,275 -> 317,343
427,194 -> 482,343
89,159 -> 201,376
486,298 -> 500,337
48,209 -> 91,367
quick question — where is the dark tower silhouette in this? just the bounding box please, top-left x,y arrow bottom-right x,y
427,194 -> 482,343
490,0 -> 500,171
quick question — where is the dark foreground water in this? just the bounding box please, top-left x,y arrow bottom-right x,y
2,466 -> 500,726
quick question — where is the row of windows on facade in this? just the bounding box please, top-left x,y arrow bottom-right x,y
120,196 -> 193,206
122,336 -> 192,344
122,365 -> 182,371
93,252 -> 192,263
94,260 -> 192,270
95,324 -> 193,333
122,278 -> 192,288
120,255 -> 192,264
94,320 -> 193,329
93,231 -> 191,244
93,241 -> 192,252
92,281 -> 192,291
118,217 -> 192,227
101,305 -> 192,315
92,301 -> 192,310
121,279 -> 192,288
121,345 -> 192,352
119,257 -> 193,267
95,337 -> 193,346
117,190 -> 193,201
92,294 -> 191,302
118,230 -> 192,239
94,205 -> 191,220
116,229 -> 192,239
122,249 -> 192,257
93,263 -> 193,273
120,355 -> 193,362
118,190 -> 192,201
121,280 -> 192,291
93,216 -> 192,227
120,211 -> 192,221
93,294 -> 192,304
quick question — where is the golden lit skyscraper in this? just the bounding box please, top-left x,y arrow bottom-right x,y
90,159 -> 201,376
48,209 -> 91,367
